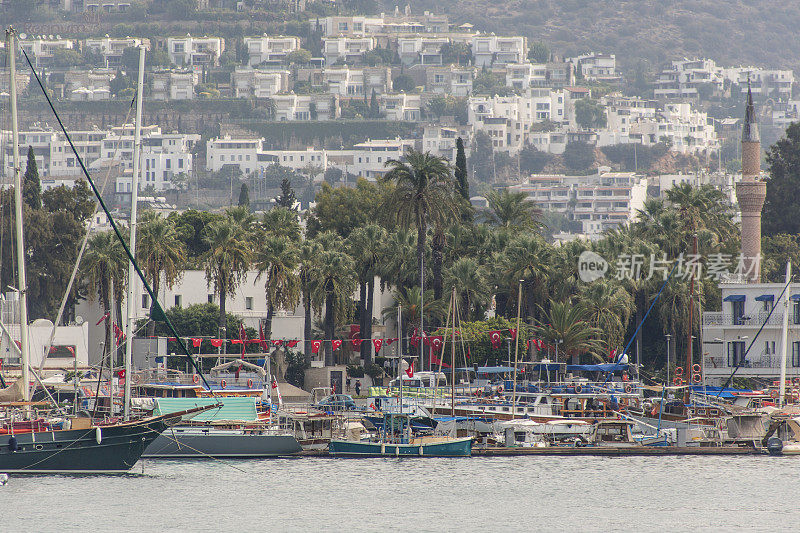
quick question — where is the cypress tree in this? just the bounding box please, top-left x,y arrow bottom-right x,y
276,177 -> 297,209
23,145 -> 41,209
238,182 -> 250,209
369,89 -> 380,118
454,137 -> 469,201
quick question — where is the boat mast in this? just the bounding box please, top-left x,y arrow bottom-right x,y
511,280 -> 523,417
7,28 -> 30,404
779,261 -> 791,408
397,304 -> 402,415
123,46 -> 146,420
450,286 -> 456,417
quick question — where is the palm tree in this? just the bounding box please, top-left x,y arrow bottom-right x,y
501,233 -> 551,326
83,231 -> 126,366
532,300 -> 604,362
201,217 -> 251,340
484,188 -> 543,232
381,287 -> 446,357
580,279 -> 634,355
311,250 -> 357,365
254,235 -> 301,339
655,276 -> 703,372
298,240 -> 322,363
444,257 -> 489,320
347,224 -> 387,362
382,149 -> 458,310
137,211 -> 187,337
262,207 -> 302,242
378,228 -> 420,292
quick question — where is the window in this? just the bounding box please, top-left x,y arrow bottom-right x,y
727,341 -> 746,367
245,297 -> 253,310
208,294 -> 214,303
793,342 -> 800,367
174,295 -> 182,307
794,302 -> 800,325
142,294 -> 149,309
338,22 -> 348,31
732,300 -> 745,325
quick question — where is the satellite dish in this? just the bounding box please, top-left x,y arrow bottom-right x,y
19,33 -> 27,40
56,35 -> 61,40
48,35 -> 53,40
75,316 -> 85,325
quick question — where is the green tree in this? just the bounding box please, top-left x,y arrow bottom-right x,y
254,235 -> 301,339
136,211 -> 187,337
764,121 -> 800,236
445,257 -> 489,320
201,217 -> 252,339
285,49 -> 312,65
485,189 -> 543,232
580,279 -> 634,355
23,146 -> 41,209
347,224 -> 387,362
528,41 -> 550,63
312,245 -> 357,366
238,182 -> 250,209
275,177 -> 297,209
454,137 -> 469,201
369,89 -> 380,118
307,178 -> 390,238
440,42 -> 471,66
533,300 -> 604,362
563,142 -> 596,171
262,207 -> 301,242
519,145 -> 552,174
298,240 -> 322,362
501,234 -> 551,329
763,234 -> 800,283
393,74 -> 416,92
52,48 -> 84,68
574,98 -> 607,129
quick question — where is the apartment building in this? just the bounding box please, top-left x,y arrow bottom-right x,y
1,128 -> 106,179
242,35 -> 300,66
569,53 -> 619,82
425,65 -> 474,97
151,70 -> 198,100
324,67 -> 392,96
397,36 -> 449,65
379,93 -> 422,121
471,35 -> 526,67
231,68 -> 289,98
420,124 -> 471,161
83,36 -> 149,68
272,94 -> 339,121
166,35 -> 224,67
322,37 -> 375,65
703,283 -> 800,384
314,11 -> 449,37
654,59 -> 724,99
18,38 -> 75,68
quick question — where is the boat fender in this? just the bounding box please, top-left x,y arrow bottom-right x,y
624,384 -> 633,394
767,436 -> 784,455
95,427 -> 102,445
247,379 -> 254,388
574,385 -> 582,394
220,379 -> 226,389
8,436 -> 18,452
692,364 -> 701,374
192,374 -> 200,384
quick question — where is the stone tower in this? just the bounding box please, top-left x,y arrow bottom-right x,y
735,84 -> 766,283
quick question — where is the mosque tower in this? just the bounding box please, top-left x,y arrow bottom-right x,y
735,83 -> 766,283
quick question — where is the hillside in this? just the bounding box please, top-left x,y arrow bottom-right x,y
374,0 -> 800,73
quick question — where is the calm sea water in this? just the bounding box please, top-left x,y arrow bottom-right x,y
1,456 -> 797,532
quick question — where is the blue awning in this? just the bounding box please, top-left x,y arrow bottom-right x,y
566,363 -> 629,372
530,363 -> 564,372
755,294 -> 774,302
791,294 -> 800,301
723,295 -> 745,302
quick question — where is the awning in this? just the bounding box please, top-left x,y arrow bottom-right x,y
723,295 -> 745,302
153,397 -> 259,422
755,294 -> 774,302
566,363 -> 629,372
791,294 -> 800,301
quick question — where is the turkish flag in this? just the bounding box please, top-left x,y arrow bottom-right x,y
410,331 -> 419,348
351,338 -> 364,350
286,340 -> 299,348
430,336 -> 443,352
272,339 -> 284,347
210,339 -> 224,348
192,338 -> 203,348
386,338 -> 397,345
311,340 -> 322,354
489,330 -> 503,349
259,323 -> 269,351
509,328 -> 517,339
430,353 -> 451,368
405,360 -> 414,378
116,369 -> 126,379
238,323 -> 248,355
372,338 -> 383,354
331,339 -> 342,351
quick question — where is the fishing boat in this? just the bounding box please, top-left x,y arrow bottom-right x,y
328,434 -> 473,457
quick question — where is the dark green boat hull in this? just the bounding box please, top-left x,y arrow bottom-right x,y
0,418 -> 169,473
329,437 -> 473,457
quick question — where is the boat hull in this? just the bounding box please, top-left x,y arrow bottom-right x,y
328,437 -> 473,457
0,418 -> 168,473
143,428 -> 302,457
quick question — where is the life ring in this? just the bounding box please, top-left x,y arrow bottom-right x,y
131,374 -> 140,384
574,385 -> 583,394
475,389 -> 483,397
692,364 -> 701,374
650,404 -> 659,416
692,374 -> 702,384
673,377 -> 682,386
674,366 -> 684,377
624,384 -> 633,394
770,389 -> 779,399
158,374 -> 166,382
496,386 -> 504,395
247,378 -> 254,388
386,388 -> 391,395
192,374 -> 199,384
220,379 -> 227,389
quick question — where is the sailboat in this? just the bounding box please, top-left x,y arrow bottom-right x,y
0,29 -> 210,473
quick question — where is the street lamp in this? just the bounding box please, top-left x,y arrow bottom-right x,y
665,334 -> 672,376
555,339 -> 564,362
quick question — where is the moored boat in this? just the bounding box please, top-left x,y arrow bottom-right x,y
329,436 -> 473,457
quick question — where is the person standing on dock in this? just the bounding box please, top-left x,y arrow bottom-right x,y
355,380 -> 362,396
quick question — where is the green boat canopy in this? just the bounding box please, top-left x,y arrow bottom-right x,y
153,397 -> 259,422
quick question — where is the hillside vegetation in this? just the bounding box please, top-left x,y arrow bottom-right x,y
375,0 -> 800,72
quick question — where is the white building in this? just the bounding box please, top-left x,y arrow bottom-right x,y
654,59 -> 725,99
324,67 -> 392,96
322,37 -> 375,65
420,125 -> 471,161
471,35 -> 526,67
2,128 -> 106,179
272,94 -> 339,121
425,65 -> 474,96
243,35 -> 300,66
703,283 -> 800,384
151,70 -> 198,101
231,68 -> 289,98
18,38 -> 75,68
83,36 -> 149,68
166,35 -> 224,67
569,53 -> 618,82
379,93 -> 422,121
397,36 -> 449,65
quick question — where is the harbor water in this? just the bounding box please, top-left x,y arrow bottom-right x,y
2,455 -> 797,532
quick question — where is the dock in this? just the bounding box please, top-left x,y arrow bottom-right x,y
298,446 -> 763,457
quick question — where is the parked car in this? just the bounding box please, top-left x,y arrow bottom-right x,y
315,394 -> 358,412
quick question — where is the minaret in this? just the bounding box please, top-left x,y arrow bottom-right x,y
735,82 -> 766,283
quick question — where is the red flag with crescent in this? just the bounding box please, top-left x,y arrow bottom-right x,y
430,336 -> 443,352
272,339 -> 284,347
509,328 -> 517,339
372,338 -> 383,354
210,338 -> 224,348
331,339 -> 342,351
489,330 -> 502,349
286,340 -> 299,348
311,340 -> 322,354
192,338 -> 203,348
351,338 -> 364,350
386,338 -> 397,345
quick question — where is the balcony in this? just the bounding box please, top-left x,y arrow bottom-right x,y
705,353 -> 786,371
703,311 -> 787,327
